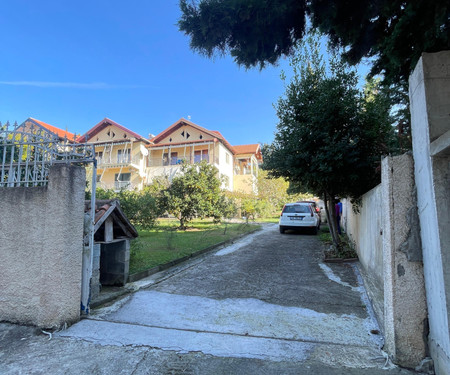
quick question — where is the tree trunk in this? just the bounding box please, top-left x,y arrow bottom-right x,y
324,192 -> 341,249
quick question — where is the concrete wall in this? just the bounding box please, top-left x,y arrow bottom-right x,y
410,51 -> 450,375
343,154 -> 427,368
0,165 -> 85,328
381,154 -> 427,368
342,185 -> 384,325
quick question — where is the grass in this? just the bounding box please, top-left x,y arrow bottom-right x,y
318,224 -> 333,243
129,219 -> 260,274
253,216 -> 280,224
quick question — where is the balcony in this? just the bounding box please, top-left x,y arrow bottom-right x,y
148,154 -> 219,167
96,180 -> 132,191
96,154 -> 141,168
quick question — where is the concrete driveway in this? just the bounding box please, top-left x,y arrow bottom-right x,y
2,224 -> 418,374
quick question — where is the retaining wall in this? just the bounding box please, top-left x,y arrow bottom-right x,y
0,165 -> 85,328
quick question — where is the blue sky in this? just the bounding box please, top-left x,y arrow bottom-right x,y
0,1 -> 370,146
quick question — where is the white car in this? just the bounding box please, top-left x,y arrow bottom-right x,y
279,202 -> 320,234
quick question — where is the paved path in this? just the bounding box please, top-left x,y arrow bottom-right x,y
2,224 -> 419,374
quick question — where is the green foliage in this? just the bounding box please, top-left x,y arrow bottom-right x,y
227,169 -> 313,221
257,169 -> 313,214
94,186 -> 163,229
263,35 -> 397,247
178,0 -> 307,70
161,161 -> 235,229
263,35 -> 395,202
178,0 -> 449,142
178,0 -> 449,89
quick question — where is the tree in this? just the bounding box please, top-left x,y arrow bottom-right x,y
95,187 -> 162,229
179,0 -> 449,86
161,161 -> 234,229
256,170 -> 313,215
262,36 -> 395,246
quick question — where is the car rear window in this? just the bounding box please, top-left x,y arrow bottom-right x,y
283,205 -> 310,214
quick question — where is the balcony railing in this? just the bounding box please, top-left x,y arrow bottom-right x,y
115,181 -> 131,190
96,154 -> 141,167
148,155 -> 219,167
97,181 -> 133,191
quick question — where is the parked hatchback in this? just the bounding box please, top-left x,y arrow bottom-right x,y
297,200 -> 322,225
279,202 -> 320,234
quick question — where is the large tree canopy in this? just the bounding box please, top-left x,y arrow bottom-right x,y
262,36 -> 396,244
178,0 -> 450,87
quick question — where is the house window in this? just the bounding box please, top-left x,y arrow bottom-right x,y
170,152 -> 178,165
117,149 -> 130,164
95,151 -> 103,164
96,174 -> 102,182
115,173 -> 131,190
226,153 -> 230,164
194,150 -> 208,163
163,152 -> 178,166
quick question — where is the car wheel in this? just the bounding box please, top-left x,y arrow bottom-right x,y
279,226 -> 285,234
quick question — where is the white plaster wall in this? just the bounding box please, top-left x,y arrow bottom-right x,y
343,186 -> 383,285
0,165 -> 85,328
216,143 -> 234,191
342,186 -> 384,322
410,51 -> 450,374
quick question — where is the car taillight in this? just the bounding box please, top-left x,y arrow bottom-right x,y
315,207 -> 320,213
281,205 -> 286,216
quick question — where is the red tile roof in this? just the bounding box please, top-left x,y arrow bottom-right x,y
234,144 -> 260,155
26,118 -> 76,141
84,199 -> 138,240
77,118 -> 148,143
234,144 -> 263,161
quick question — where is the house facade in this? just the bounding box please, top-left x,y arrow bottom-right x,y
26,116 -> 262,193
233,144 -> 262,194
146,118 -> 237,191
78,118 -> 150,191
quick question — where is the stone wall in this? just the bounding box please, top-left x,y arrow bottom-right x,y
0,165 -> 85,328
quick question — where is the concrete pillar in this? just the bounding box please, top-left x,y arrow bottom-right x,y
382,154 -> 428,368
410,51 -> 450,374
90,244 -> 102,300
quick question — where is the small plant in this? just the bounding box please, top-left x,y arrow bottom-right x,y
324,233 -> 358,259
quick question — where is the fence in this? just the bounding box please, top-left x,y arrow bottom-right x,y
0,122 -> 94,187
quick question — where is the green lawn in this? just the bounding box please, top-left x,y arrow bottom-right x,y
253,216 -> 280,223
129,219 -> 260,274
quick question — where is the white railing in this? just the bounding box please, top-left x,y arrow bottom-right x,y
96,154 -> 140,167
148,154 -> 218,167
